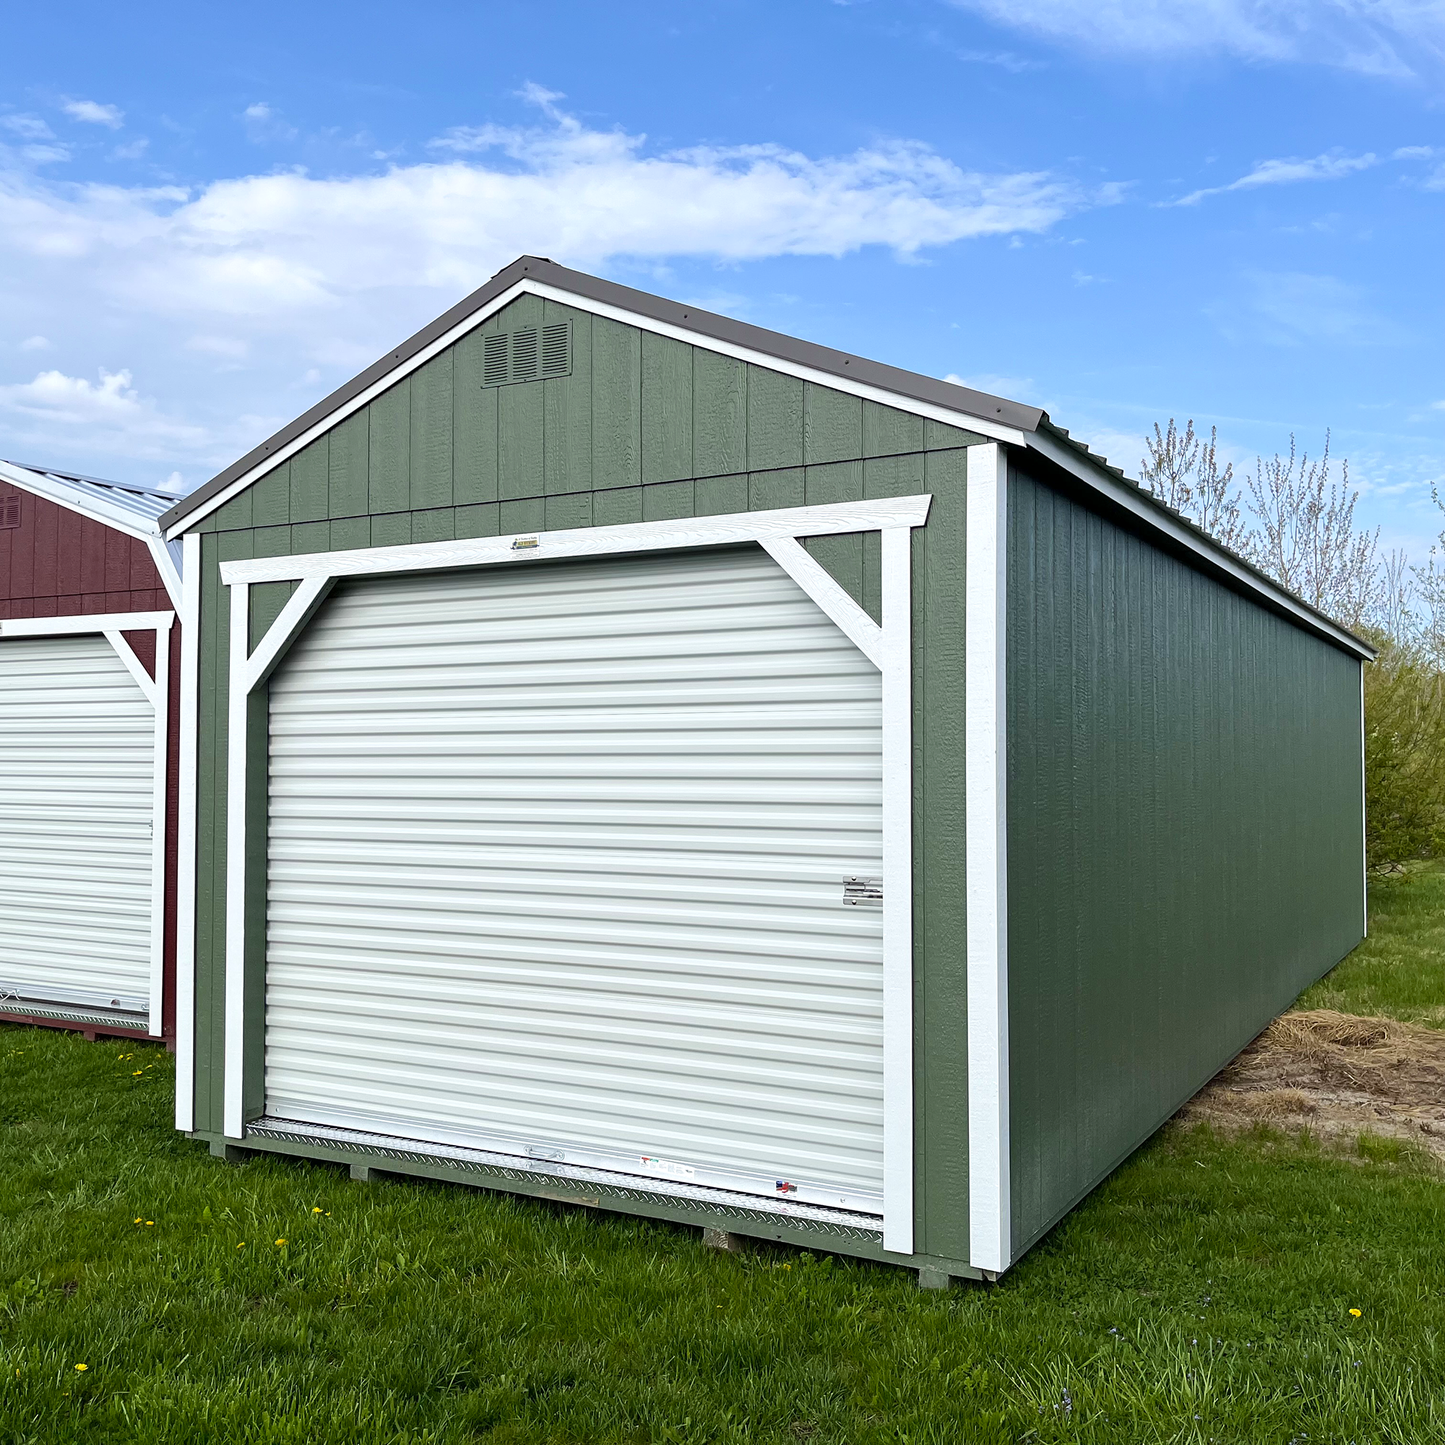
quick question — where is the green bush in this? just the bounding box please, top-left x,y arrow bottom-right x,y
1363,635 -> 1445,871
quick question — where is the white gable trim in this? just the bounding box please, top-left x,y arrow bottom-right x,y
0,461 -> 183,608
166,279 -> 1020,540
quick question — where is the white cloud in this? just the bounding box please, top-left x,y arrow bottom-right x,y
0,368 -> 211,460
19,335 -> 52,351
243,102 -> 298,143
1237,271 -> 1408,345
945,0 -> 1445,76
112,138 -> 149,161
1171,149 -> 1379,205
0,94 -> 1107,476
63,100 -> 124,129
2,114 -> 55,141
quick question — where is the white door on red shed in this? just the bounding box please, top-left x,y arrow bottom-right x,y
0,633 -> 156,1024
262,546 -> 885,1214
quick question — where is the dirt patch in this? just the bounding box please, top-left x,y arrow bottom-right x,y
1181,1009 -> 1445,1158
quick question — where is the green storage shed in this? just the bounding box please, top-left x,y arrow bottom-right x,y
160,256 -> 1370,1284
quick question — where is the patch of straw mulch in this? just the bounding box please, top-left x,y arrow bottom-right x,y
1181,1009 -> 1445,1158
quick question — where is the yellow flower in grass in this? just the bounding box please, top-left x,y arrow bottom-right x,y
73,1364 -> 87,1373
275,1238 -> 287,1247
1350,1308 -> 1363,1318
133,1218 -> 142,1225
237,1242 -> 246,1249
312,1207 -> 323,1215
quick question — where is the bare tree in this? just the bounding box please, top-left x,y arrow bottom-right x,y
1141,418 -> 1248,553
1243,433 -> 1380,629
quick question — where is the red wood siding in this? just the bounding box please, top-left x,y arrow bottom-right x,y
0,482 -> 180,1043
0,487 -> 169,617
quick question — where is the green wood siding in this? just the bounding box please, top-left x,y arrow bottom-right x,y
1005,466 -> 1365,1258
185,294 -> 985,1266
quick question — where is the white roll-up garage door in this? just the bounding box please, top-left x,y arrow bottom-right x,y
264,546 -> 885,1213
0,633 -> 156,1024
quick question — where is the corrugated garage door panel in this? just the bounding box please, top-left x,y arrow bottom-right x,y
264,546 -> 885,1210
0,634 -> 154,1017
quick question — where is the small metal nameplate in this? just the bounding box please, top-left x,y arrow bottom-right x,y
511,535 -> 540,550
843,877 -> 883,906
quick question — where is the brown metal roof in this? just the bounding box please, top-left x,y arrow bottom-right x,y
158,255 -> 1043,532
154,254 -> 1372,660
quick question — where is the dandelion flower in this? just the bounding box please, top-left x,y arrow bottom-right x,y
132,1071 -> 143,1077
275,1238 -> 287,1247
74,1364 -> 88,1373
133,1218 -> 143,1225
312,1207 -> 323,1215
1350,1308 -> 1363,1318
237,1242 -> 246,1249
145,1221 -> 154,1227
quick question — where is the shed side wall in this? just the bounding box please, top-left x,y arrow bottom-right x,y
1005,465 -> 1364,1259
187,294 -> 985,1264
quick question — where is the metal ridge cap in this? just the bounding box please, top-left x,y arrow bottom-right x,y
1027,420 -> 1377,660
160,254 -> 1044,532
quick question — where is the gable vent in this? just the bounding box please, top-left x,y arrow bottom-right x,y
480,320 -> 572,388
0,495 -> 19,530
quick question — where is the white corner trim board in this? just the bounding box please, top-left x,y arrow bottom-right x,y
965,444 -> 1011,1275
219,496 -> 929,1256
0,608 -> 174,1037
175,534 -> 202,1130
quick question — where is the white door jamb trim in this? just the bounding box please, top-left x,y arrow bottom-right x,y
758,536 -> 883,670
220,497 -> 930,1256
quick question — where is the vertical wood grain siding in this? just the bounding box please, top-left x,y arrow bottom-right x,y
189,296 -> 984,1260
1005,467 -> 1364,1257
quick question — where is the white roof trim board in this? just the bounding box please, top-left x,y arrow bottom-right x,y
0,459 -> 186,606
154,256 -> 1372,660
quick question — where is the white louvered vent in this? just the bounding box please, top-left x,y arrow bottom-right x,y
480,321 -> 572,388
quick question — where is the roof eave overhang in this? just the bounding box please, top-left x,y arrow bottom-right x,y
159,255 -> 1042,538
1023,425 -> 1375,661
0,460 -> 184,608
153,256 -> 1376,661
0,459 -> 162,543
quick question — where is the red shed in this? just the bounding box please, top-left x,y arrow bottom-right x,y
0,459 -> 188,1044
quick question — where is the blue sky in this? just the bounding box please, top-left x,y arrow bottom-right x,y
3,0 -> 1441,554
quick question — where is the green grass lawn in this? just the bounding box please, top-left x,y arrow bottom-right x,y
1300,860 -> 1445,1025
3,871 -> 1444,1444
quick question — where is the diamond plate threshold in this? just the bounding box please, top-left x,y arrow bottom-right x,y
246,1118 -> 886,1234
